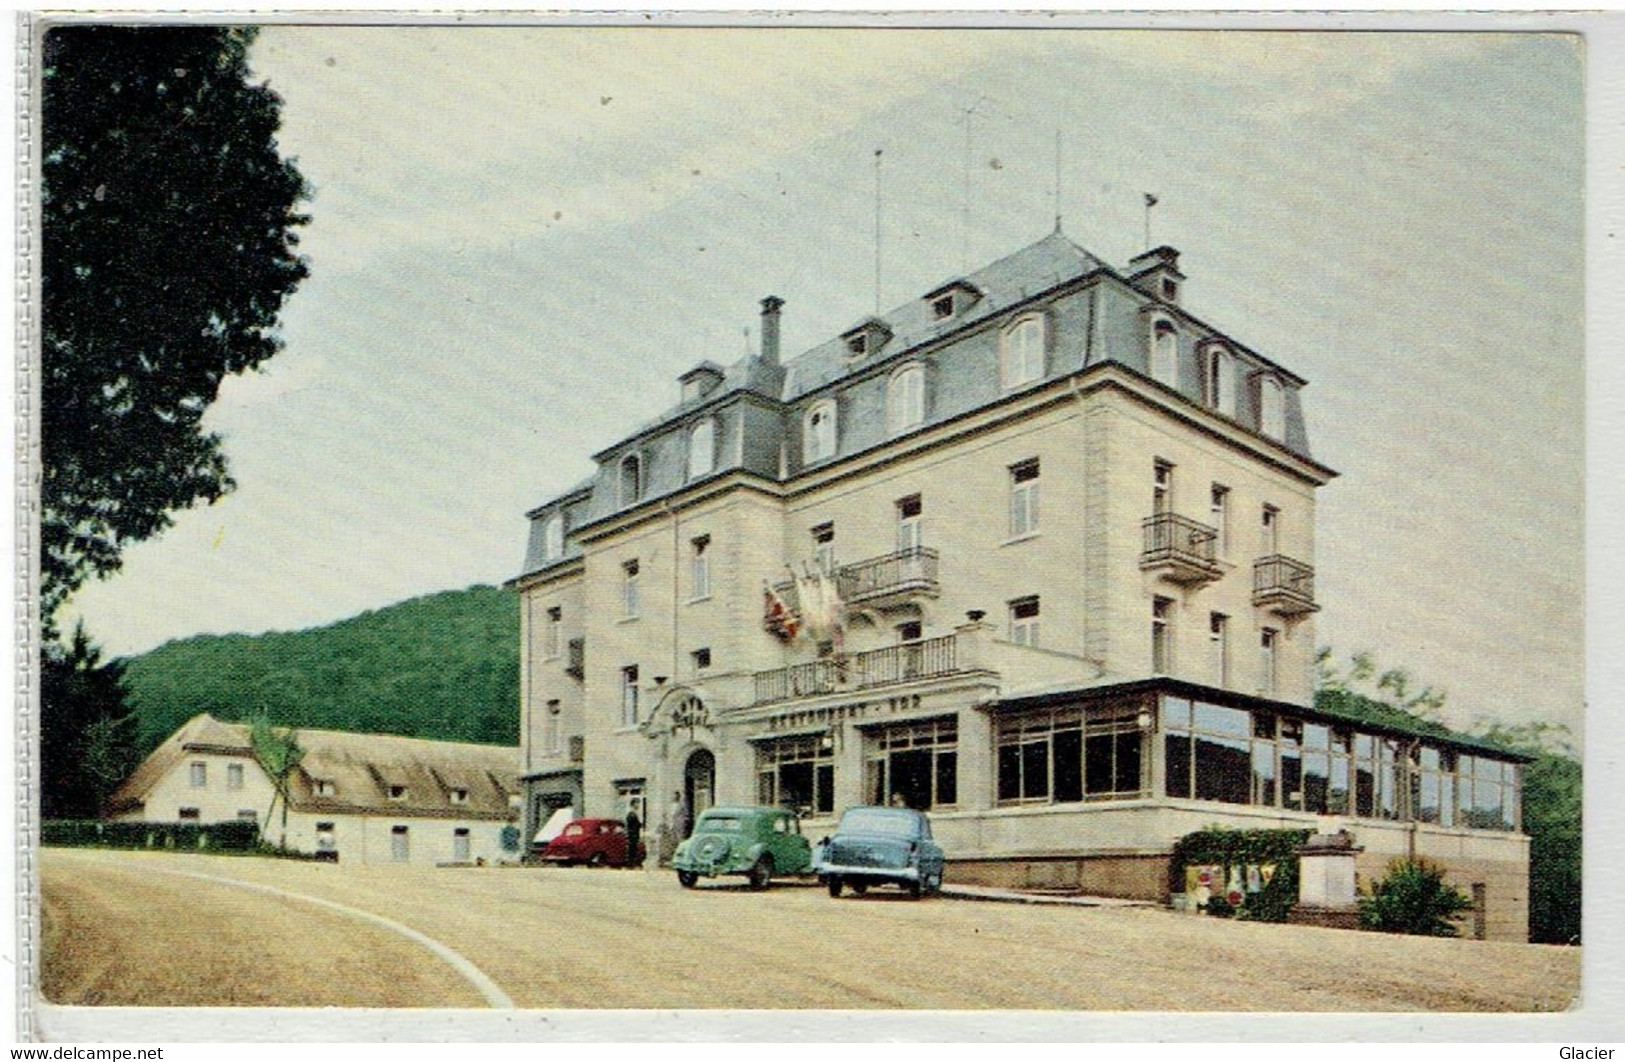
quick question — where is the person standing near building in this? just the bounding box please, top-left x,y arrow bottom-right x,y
623,803 -> 642,869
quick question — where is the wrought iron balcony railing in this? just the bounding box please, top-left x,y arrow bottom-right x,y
1253,554 -> 1318,614
837,546 -> 940,606
752,634 -> 958,705
1140,513 -> 1221,583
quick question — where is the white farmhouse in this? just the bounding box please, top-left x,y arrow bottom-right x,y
106,713 -> 522,866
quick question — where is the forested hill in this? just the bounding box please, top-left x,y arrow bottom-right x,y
121,584 -> 519,755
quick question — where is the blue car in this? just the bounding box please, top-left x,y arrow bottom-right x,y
814,806 -> 944,900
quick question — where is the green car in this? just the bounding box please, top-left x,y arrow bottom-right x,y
673,806 -> 813,890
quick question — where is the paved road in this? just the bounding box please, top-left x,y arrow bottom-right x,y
40,848 -> 1581,1011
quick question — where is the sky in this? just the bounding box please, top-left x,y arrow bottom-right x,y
57,24 -> 1587,744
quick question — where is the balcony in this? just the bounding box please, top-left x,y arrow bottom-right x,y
753,634 -> 959,705
837,547 -> 940,609
565,638 -> 585,679
1140,513 -> 1221,584
1253,554 -> 1318,615
769,547 -> 941,620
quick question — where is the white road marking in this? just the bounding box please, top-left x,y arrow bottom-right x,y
151,864 -> 516,1009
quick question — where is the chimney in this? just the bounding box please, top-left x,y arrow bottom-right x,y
759,296 -> 784,365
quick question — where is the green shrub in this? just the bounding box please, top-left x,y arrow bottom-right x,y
1359,858 -> 1474,937
42,818 -> 262,852
1170,826 -> 1310,923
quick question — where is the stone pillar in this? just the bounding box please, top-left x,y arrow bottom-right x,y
1288,829 -> 1363,930
954,615 -> 994,673
956,703 -> 994,813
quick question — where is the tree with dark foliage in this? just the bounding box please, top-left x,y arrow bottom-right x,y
40,25 -> 308,631
39,623 -> 138,818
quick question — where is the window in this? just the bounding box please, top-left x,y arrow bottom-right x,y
846,334 -> 868,357
178,807 -> 201,821
615,780 -> 647,823
1210,613 -> 1229,686
543,699 -> 561,754
692,647 -> 712,671
932,294 -> 955,318
687,419 -> 716,480
450,787 -> 469,805
1001,315 -> 1046,390
1259,628 -> 1278,695
388,784 -> 408,801
1152,597 -> 1173,675
314,779 -> 336,797
804,400 -> 837,463
1259,376 -> 1285,439
1150,319 -> 1178,386
867,718 -> 958,810
1009,596 -> 1040,648
544,606 -> 562,658
391,825 -> 409,862
618,454 -> 642,507
756,735 -> 835,814
1161,278 -> 1179,301
237,809 -> 257,822
621,666 -> 640,727
997,701 -> 1147,805
1210,484 -> 1229,557
896,494 -> 922,554
1153,460 -> 1173,514
1206,345 -> 1235,416
811,522 -> 836,572
542,514 -> 564,561
887,364 -> 926,435
1261,504 -> 1279,556
1008,458 -> 1040,537
623,559 -> 641,618
690,535 -> 711,600
453,828 -> 472,863
189,763 -> 207,788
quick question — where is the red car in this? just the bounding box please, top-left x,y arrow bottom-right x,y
535,818 -> 645,867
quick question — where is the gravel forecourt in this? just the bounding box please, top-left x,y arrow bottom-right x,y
40,848 -> 1581,1011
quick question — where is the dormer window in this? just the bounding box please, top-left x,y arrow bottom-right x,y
687,418 -> 716,480
1000,314 -> 1046,391
887,363 -> 925,436
542,513 -> 564,561
450,787 -> 469,805
388,785 -> 408,801
841,318 -> 893,361
925,280 -> 980,321
1258,375 -> 1286,440
804,400 -> 837,463
1150,318 -> 1179,387
1204,343 -> 1235,416
314,779 -> 336,797
618,454 -> 643,507
1161,278 -> 1179,301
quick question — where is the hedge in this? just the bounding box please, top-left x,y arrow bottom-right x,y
42,818 -> 263,852
1170,826 -> 1311,922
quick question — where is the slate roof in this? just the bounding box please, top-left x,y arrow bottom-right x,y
107,714 -> 522,820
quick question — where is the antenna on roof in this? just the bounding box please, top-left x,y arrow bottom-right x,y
873,148 -> 884,316
959,95 -> 987,273
1143,192 -> 1159,249
1053,130 -> 1064,233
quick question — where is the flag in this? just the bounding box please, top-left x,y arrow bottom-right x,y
763,584 -> 799,642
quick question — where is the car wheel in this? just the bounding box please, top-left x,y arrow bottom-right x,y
677,870 -> 698,889
748,855 -> 774,891
906,879 -> 923,900
925,872 -> 942,896
849,880 -> 869,897
827,875 -> 843,898
587,852 -> 607,868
